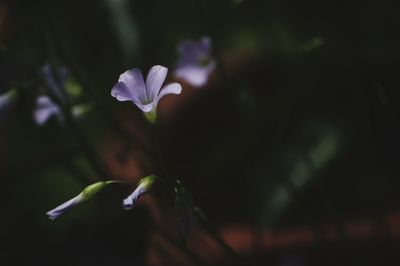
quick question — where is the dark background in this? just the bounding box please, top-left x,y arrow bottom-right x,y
1,0 -> 400,265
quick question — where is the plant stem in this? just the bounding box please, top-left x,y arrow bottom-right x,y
150,123 -> 175,191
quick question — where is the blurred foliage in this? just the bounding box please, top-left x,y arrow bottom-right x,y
1,0 -> 400,265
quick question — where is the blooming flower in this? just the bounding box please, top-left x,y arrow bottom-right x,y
123,175 -> 157,209
35,64 -> 90,125
47,181 -> 118,220
32,63 -> 70,126
174,36 -> 216,87
111,65 -> 182,122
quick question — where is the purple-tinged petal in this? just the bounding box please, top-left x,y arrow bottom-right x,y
46,194 -> 84,220
174,37 -> 216,88
111,68 -> 156,115
174,64 -> 214,88
177,37 -> 212,61
200,36 -> 212,52
122,183 -> 147,210
34,108 -> 53,125
177,40 -> 195,55
47,181 -> 118,220
123,175 -> 157,210
33,96 -> 62,126
145,65 -> 168,101
134,102 -> 154,113
118,68 -> 147,103
177,46 -> 200,66
111,67 -> 181,121
111,82 -> 133,102
155,83 -> 182,107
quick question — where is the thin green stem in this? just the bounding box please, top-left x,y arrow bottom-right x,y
150,124 -> 175,192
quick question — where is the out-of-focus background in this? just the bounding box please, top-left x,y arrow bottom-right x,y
1,0 -> 400,265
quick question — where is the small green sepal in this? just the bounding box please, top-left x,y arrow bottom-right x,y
81,180 -> 120,201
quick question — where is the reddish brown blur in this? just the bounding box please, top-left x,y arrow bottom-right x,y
141,212 -> 400,265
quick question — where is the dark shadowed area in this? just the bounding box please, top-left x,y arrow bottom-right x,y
1,0 -> 400,265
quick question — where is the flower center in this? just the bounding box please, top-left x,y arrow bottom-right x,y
198,55 -> 211,67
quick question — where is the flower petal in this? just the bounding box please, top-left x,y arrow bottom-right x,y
145,65 -> 168,101
111,82 -> 133,102
177,40 -> 195,55
200,36 -> 212,52
135,102 -> 154,113
123,175 -> 157,210
46,181 -> 118,220
122,183 -> 147,210
177,37 -> 212,60
118,68 -> 147,103
46,194 -> 84,220
154,83 -> 182,107
33,96 -> 62,126
174,63 -> 215,87
111,73 -> 155,113
175,37 -> 215,87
